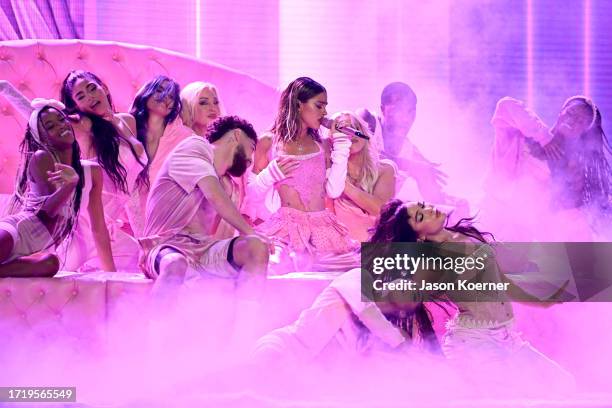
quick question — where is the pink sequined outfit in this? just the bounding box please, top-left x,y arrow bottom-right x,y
257,144 -> 359,271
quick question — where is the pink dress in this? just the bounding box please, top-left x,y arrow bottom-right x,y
256,143 -> 359,272
0,158 -> 76,264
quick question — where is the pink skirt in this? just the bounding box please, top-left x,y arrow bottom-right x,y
257,207 -> 358,254
257,207 -> 360,272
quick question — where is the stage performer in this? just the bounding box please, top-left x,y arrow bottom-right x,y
375,199 -> 574,392
252,201 -> 444,367
327,111 -> 396,242
252,77 -> 359,272
482,96 -> 612,240
129,75 -> 192,234
356,82 -> 448,203
180,81 -> 248,237
60,70 -> 146,269
0,99 -> 115,276
138,115 -> 269,293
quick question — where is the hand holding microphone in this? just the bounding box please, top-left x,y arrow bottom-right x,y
321,117 -> 370,140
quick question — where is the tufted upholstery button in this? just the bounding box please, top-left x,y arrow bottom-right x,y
56,312 -> 62,318
4,290 -> 11,297
72,289 -> 78,297
39,290 -> 45,298
36,51 -> 44,60
2,105 -> 10,114
77,52 -> 85,60
0,53 -> 8,61
20,312 -> 26,319
112,53 -> 120,61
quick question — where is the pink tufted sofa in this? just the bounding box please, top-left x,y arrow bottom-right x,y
0,39 -> 288,340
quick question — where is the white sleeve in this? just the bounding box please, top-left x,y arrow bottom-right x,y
492,97 -> 553,145
325,133 -> 352,199
243,160 -> 286,220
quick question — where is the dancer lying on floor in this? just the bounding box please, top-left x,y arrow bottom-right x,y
0,99 -> 115,277
377,199 -> 574,391
250,77 -> 359,272
326,111 -> 396,242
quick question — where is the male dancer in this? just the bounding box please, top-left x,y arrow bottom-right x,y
358,82 -> 449,204
139,115 -> 269,296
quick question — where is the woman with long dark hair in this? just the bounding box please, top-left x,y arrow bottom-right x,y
60,70 -> 146,269
130,75 -> 191,188
374,199 -> 573,391
482,95 -> 612,241
252,77 -> 358,272
0,99 -> 114,276
128,76 -> 192,234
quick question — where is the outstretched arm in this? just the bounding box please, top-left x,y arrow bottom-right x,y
492,97 -> 552,145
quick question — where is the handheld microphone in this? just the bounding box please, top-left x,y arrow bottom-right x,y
321,117 -> 370,140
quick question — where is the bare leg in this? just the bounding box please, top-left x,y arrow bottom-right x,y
227,235 -> 269,353
231,235 -> 269,283
151,248 -> 188,296
0,253 -> 59,278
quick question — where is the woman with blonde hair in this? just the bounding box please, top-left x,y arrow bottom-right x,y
179,81 -> 223,135
327,111 -> 396,242
180,81 -> 245,239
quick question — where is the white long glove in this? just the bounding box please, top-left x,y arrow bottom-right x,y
243,159 -> 287,220
325,133 -> 352,199
247,159 -> 287,196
